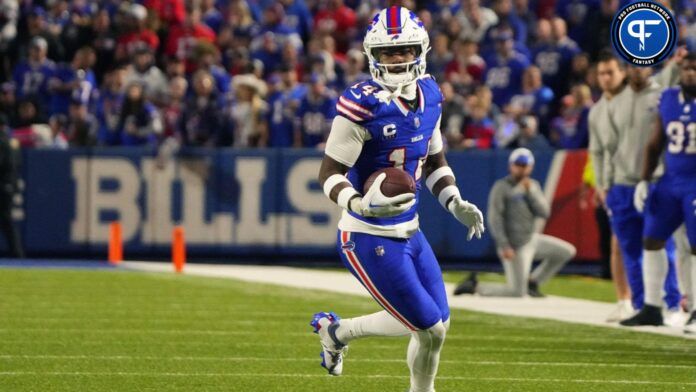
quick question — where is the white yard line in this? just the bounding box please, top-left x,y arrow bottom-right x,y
121,261 -> 696,341
0,327 -> 688,346
2,341 -> 692,357
1,354 -> 695,369
0,371 -> 694,385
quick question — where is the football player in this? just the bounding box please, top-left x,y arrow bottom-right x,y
311,7 -> 484,392
600,55 -> 682,321
628,52 -> 696,332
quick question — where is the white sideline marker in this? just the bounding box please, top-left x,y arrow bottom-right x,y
121,261 -> 696,340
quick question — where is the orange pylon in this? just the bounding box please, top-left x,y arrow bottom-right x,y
172,226 -> 186,273
108,222 -> 123,265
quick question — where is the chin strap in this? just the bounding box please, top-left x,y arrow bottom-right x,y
375,82 -> 416,105
389,83 -> 404,100
374,82 -> 403,104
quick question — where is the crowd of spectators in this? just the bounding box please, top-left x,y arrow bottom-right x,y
0,0 -> 693,151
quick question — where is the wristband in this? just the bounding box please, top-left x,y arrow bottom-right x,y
337,187 -> 360,210
323,174 -> 350,198
425,166 -> 455,192
438,185 -> 461,210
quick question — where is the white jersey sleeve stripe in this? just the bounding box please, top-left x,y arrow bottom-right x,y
339,96 -> 373,116
336,104 -> 364,122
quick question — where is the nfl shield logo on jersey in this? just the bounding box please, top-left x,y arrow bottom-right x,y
375,246 -> 385,256
414,117 -> 420,128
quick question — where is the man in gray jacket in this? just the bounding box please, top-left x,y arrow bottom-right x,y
591,51 -> 685,324
454,148 -> 576,297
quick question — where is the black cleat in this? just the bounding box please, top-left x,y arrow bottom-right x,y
453,272 -> 478,295
619,304 -> 663,326
685,311 -> 696,334
527,281 -> 545,298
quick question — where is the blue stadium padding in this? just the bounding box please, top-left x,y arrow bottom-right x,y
22,148 -> 92,255
0,259 -> 114,269
8,147 -> 565,262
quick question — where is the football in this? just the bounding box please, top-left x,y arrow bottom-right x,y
363,167 -> 416,197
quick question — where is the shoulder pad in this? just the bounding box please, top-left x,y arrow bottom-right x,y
418,77 -> 444,104
421,73 -> 437,83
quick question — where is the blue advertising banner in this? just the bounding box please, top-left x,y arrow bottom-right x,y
6,148 -> 598,262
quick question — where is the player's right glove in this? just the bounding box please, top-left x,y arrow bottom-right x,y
633,180 -> 649,213
448,197 -> 485,240
352,173 -> 416,217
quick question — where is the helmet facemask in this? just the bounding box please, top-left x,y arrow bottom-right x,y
368,44 -> 428,88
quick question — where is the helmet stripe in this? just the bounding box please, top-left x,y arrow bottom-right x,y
387,6 -> 401,35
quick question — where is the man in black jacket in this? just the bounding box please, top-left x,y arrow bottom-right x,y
0,115 -> 24,258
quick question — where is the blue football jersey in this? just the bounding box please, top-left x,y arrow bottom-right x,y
267,91 -> 294,147
659,87 -> 696,179
50,65 -> 96,115
95,90 -> 124,146
13,60 -> 55,109
533,41 -> 579,94
335,76 -> 443,227
483,53 -> 530,107
297,92 -> 337,147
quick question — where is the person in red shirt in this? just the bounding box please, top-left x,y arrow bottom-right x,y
312,0 -> 356,54
458,88 -> 498,149
115,4 -> 160,63
165,5 -> 216,74
142,0 -> 186,28
445,39 -> 486,86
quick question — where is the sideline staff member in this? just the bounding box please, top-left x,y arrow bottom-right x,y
455,148 -> 575,297
0,114 -> 24,258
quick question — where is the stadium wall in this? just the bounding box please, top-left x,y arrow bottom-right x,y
6,148 -> 600,263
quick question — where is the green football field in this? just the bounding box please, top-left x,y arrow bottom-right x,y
1,268 -> 695,391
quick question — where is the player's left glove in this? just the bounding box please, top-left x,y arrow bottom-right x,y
633,180 -> 649,213
448,197 -> 485,240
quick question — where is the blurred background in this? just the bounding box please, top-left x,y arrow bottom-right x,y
0,0 -> 693,275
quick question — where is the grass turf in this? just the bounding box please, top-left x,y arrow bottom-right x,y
1,268 -> 695,391
441,271 -> 618,303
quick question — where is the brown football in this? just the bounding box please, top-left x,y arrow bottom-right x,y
363,167 -> 416,197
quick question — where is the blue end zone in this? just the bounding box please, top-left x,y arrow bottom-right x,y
0,259 -> 115,269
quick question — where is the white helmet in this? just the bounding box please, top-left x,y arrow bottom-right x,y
363,6 -> 430,88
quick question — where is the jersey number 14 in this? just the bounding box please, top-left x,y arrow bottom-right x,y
388,145 -> 429,181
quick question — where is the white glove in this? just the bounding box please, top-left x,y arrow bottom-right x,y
354,173 -> 416,217
634,180 -> 649,213
448,197 -> 485,240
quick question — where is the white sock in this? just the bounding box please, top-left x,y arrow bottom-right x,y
643,249 -> 668,307
618,299 -> 632,309
336,311 -> 411,344
407,321 -> 446,392
690,254 -> 696,311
